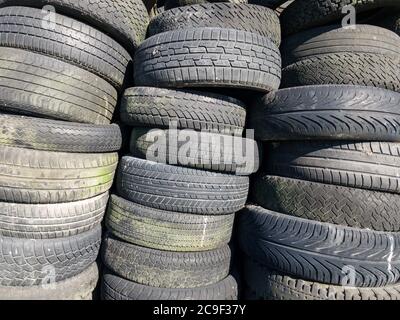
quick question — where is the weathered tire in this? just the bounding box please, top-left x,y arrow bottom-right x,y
280,0 -> 400,36
267,141 -> 400,194
130,128 -> 259,175
120,87 -> 246,135
0,114 -> 122,153
239,205 -> 400,287
0,0 -> 149,53
164,0 -> 247,10
248,85 -> 400,142
253,175 -> 400,232
102,235 -> 231,288
0,263 -> 99,300
0,6 -> 131,88
134,28 -> 281,92
116,157 -> 249,214
0,47 -> 117,125
244,259 -> 400,301
248,0 -> 287,8
0,193 -> 108,239
148,3 -> 281,46
0,225 -> 101,287
106,195 -> 234,251
102,271 -> 238,300
0,146 -> 117,204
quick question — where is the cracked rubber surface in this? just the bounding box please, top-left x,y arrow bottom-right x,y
134,28 -> 281,92
102,234 -> 231,288
164,0 -> 247,10
117,157 -> 249,214
106,194 -> 234,251
239,205 -> 400,287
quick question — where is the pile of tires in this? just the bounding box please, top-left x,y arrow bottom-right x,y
241,0 -> 400,300
0,0 -> 150,300
100,2 -> 282,300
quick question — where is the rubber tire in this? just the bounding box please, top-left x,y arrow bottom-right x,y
0,6 -> 131,88
106,194 -> 234,252
280,0 -> 400,36
0,0 -> 149,53
0,47 -> 117,125
248,85 -> 400,142
0,146 -> 118,204
239,205 -> 400,287
102,235 -> 231,288
0,225 -> 101,287
130,128 -> 259,175
267,141 -> 400,194
244,259 -> 400,301
0,193 -> 108,239
0,114 -> 122,153
248,0 -> 287,8
252,175 -> 400,232
102,271 -> 238,300
148,3 -> 281,47
120,87 -> 246,135
134,28 -> 281,93
164,0 -> 247,10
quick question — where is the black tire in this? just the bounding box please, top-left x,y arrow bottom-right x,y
280,0 -> 400,36
0,47 -> 117,125
267,141 -> 400,194
0,0 -> 149,53
244,259 -> 400,301
101,271 -> 238,300
239,205 -> 400,287
248,0 -> 287,8
0,6 -> 131,88
120,87 -> 246,135
130,128 -> 259,175
117,156 -> 249,214
0,225 -> 101,287
106,195 -> 234,252
134,28 -> 281,92
0,114 -> 122,153
0,193 -> 108,239
164,0 -> 247,10
0,263 -> 99,300
248,85 -> 400,142
253,175 -> 400,232
0,146 -> 117,204
148,3 -> 281,46
102,235 -> 231,288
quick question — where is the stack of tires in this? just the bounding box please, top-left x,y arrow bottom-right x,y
100,2 -> 282,301
0,0 -> 149,300
241,0 -> 400,300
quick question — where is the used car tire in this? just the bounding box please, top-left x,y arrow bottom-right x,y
164,0 -> 247,10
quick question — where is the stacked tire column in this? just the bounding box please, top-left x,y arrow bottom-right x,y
0,0 -> 149,299
100,3 -> 282,300
241,0 -> 400,300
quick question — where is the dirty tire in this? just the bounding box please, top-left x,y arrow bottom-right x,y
0,114 -> 122,153
106,195 -> 234,251
244,259 -> 400,301
134,28 -> 281,92
0,193 -> 108,239
0,0 -> 149,53
267,141 -> 400,194
102,235 -> 231,288
0,146 -> 118,204
0,6 -> 131,88
0,47 -> 117,125
239,205 -> 400,287
102,271 -> 238,300
0,225 -> 101,287
120,87 -> 246,135
148,3 -> 281,46
117,157 -> 249,214
248,85 -> 400,142
248,0 -> 287,8
0,263 -> 99,300
253,175 -> 400,232
130,128 -> 259,175
164,0 -> 247,10
280,0 -> 400,36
